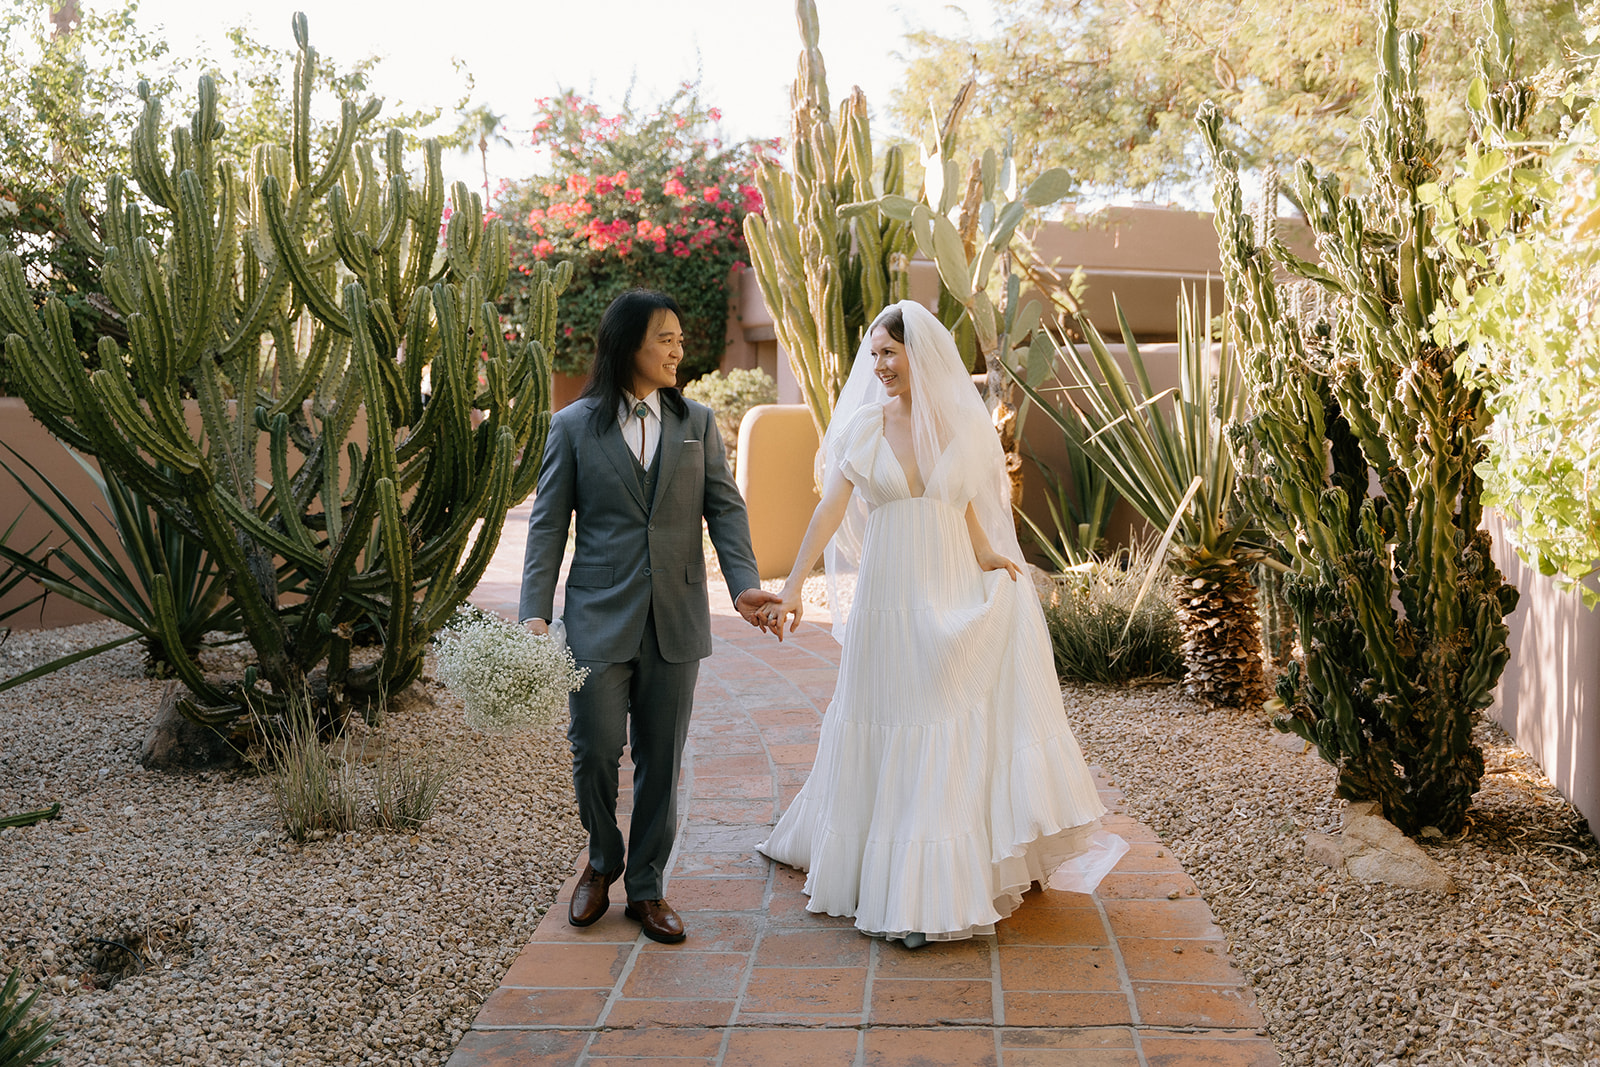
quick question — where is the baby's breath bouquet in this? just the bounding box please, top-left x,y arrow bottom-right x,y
433,607 -> 587,731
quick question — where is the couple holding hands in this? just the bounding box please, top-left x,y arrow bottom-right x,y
518,289 -> 1123,947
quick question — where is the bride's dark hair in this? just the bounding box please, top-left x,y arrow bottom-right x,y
869,305 -> 905,343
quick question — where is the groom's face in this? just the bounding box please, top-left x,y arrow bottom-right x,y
632,310 -> 685,397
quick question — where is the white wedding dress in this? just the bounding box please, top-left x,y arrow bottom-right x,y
759,402 -> 1126,942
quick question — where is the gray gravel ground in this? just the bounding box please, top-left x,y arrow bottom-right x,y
7,619 -> 1600,1066
1069,682 -> 1600,1067
0,620 -> 585,1067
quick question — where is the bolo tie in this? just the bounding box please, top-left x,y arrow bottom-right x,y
634,401 -> 649,464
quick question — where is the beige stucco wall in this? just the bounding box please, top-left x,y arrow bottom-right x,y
1486,511 -> 1600,841
0,398 -> 367,632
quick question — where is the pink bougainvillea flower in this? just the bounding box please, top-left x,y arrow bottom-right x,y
623,188 -> 643,204
662,178 -> 688,199
702,186 -> 721,203
566,173 -> 591,196
708,107 -> 722,122
595,177 -> 614,196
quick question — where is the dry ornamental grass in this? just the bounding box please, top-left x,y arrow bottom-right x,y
0,620 -> 585,1067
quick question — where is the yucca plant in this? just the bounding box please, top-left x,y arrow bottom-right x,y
1007,289 -> 1270,711
0,446 -> 246,690
0,966 -> 63,1067
0,512 -> 48,633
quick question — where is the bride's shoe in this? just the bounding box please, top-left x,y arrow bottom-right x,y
900,931 -> 928,949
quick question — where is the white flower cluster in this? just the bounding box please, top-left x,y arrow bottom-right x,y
433,609 -> 587,732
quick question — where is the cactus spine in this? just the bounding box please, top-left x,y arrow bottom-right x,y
1199,0 -> 1519,834
0,15 -> 570,724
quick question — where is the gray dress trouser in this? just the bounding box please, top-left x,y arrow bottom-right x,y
569,607 -> 699,901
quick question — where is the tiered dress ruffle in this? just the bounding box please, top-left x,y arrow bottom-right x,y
759,405 -> 1126,941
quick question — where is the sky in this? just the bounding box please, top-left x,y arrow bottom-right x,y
121,0 -> 1001,192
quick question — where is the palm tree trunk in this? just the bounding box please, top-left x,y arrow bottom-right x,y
1173,550 -> 1269,711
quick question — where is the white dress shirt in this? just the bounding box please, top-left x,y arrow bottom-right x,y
618,389 -> 662,470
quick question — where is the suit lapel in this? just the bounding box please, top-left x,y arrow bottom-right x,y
651,400 -> 686,517
589,404 -> 649,513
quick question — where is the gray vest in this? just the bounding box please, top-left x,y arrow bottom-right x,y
629,433 -> 663,506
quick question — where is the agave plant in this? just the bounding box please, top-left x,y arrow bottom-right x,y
1006,288 -> 1270,710
0,966 -> 63,1067
1016,399 -> 1119,572
0,446 -> 246,692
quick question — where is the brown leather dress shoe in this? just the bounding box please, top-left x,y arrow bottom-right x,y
624,898 -> 686,944
568,862 -> 622,927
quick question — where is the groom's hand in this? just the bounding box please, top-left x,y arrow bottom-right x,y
735,589 -> 782,634
522,618 -> 550,636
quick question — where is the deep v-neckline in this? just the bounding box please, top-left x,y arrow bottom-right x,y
878,407 -> 928,499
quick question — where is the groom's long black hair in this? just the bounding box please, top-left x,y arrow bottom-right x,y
582,288 -> 686,427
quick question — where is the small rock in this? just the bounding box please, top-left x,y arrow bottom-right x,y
1341,809 -> 1457,893
139,683 -> 241,772
1270,730 -> 1312,754
1305,831 -> 1347,869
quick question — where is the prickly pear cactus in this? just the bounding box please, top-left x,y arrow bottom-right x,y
1198,0 -> 1519,835
0,15 -> 570,725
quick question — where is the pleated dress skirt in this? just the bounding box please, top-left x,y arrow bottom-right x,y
758,495 -> 1125,942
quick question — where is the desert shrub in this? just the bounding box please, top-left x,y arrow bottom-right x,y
1042,544 -> 1184,685
682,366 -> 777,469
370,753 -> 453,832
255,694 -> 361,842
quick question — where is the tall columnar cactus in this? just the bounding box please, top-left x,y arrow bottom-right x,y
0,15 -> 570,725
742,0 -> 916,437
745,0 -> 1071,472
1199,0 -> 1519,835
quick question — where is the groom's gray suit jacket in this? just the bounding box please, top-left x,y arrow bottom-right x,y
519,390 -> 760,663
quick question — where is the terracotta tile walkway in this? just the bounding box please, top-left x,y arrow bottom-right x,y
455,507 -> 1279,1066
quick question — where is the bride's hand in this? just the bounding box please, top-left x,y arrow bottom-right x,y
765,590 -> 804,641
977,550 -> 1021,581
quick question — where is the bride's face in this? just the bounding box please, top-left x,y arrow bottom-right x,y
869,326 -> 910,398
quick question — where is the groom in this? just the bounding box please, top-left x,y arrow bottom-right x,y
519,289 -> 779,944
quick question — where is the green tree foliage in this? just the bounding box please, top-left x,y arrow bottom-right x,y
891,0 -> 1585,195
1430,53 -> 1600,605
494,87 -> 765,379
0,1 -> 468,394
0,0 -> 181,378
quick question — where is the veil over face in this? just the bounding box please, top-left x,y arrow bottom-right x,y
821,300 -> 1025,641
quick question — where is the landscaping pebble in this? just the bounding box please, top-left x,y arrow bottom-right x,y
0,621 -> 585,1067
5,619 -> 1598,1066
1069,682 -> 1600,1066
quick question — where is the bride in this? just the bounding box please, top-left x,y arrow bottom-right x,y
756,300 -> 1126,946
